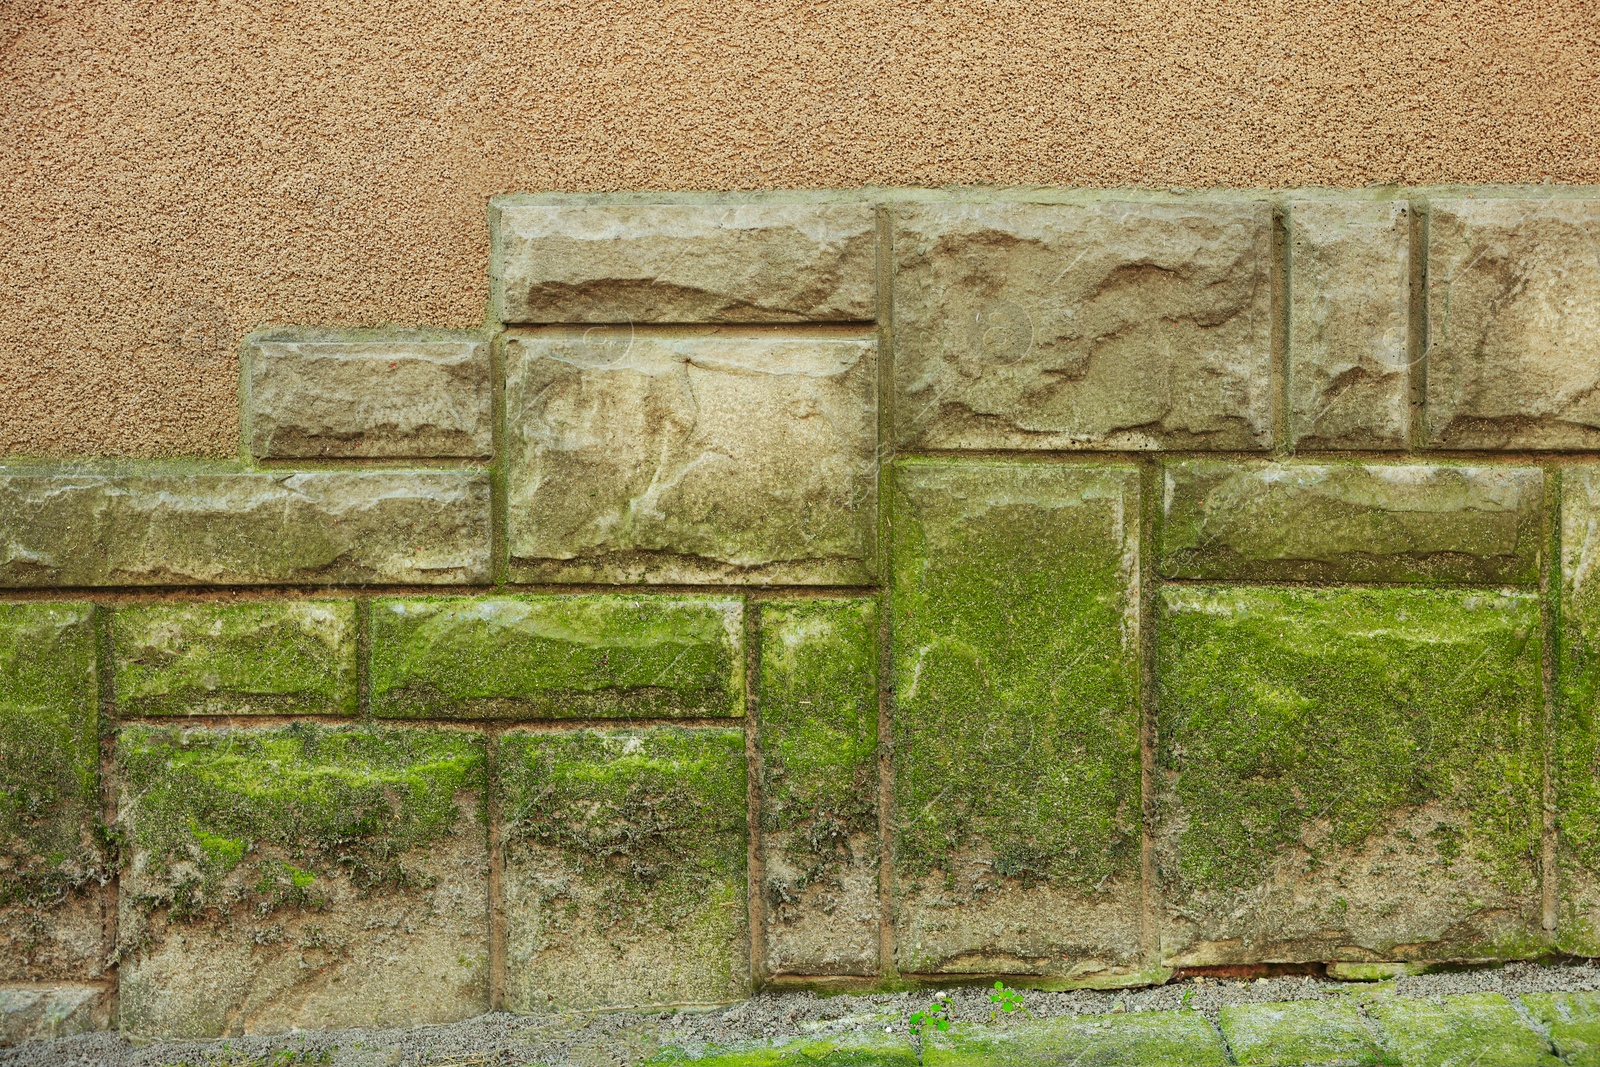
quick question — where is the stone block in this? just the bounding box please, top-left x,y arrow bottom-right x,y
757,599 -> 879,977
1218,1000 -> 1380,1066
891,199 -> 1272,450
0,467 -> 490,587
1289,199 -> 1411,449
1425,198 -> 1600,449
890,459 -> 1144,980
1161,461 -> 1544,584
494,201 -> 877,324
922,1012 -> 1228,1067
1158,586 -> 1546,966
116,723 -> 489,1038
1368,993 -> 1559,1067
245,338 -> 491,459
113,601 -> 358,717
369,595 -> 743,720
1558,468 -> 1600,953
0,983 -> 106,1046
641,1031 -> 918,1066
505,333 -> 876,585
499,727 -> 748,1009
1523,992 -> 1600,1066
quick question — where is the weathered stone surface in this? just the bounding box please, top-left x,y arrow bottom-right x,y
116,724 -> 489,1038
113,601 -> 358,717
1425,198 -> 1600,449
0,983 -> 106,1046
1158,586 -> 1546,966
1369,992 -> 1559,1067
1218,1000 -> 1379,1066
1558,468 -> 1600,954
923,1012 -> 1228,1067
369,596 -> 743,720
499,727 -> 748,1009
0,467 -> 490,586
892,200 -> 1272,450
505,334 -> 876,585
757,599 -> 879,977
1161,461 -> 1544,584
1523,991 -> 1600,1066
245,338 -> 492,459
891,459 -> 1144,981
494,201 -> 877,324
1289,199 -> 1411,449
642,1031 -> 918,1066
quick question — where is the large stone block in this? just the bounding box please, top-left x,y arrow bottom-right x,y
0,983 -> 106,1046
505,333 -> 876,585
1218,1000 -> 1380,1067
922,1012 -> 1229,1067
1558,468 -> 1600,953
1368,993 -> 1560,1067
890,459 -> 1144,981
1425,198 -> 1600,449
498,727 -> 749,1009
1161,461 -> 1544,584
891,200 -> 1272,450
116,724 -> 489,1038
1157,586 -> 1546,966
369,595 -> 743,720
757,598 -> 879,977
494,200 -> 878,324
0,467 -> 490,586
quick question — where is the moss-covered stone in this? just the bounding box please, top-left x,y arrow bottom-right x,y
1158,586 -> 1547,965
1522,991 -> 1600,1066
891,459 -> 1143,979
369,596 -> 743,720
757,598 -> 879,977
922,1012 -> 1228,1066
642,1031 -> 917,1066
1559,468 -> 1600,954
113,601 -> 357,717
1368,993 -> 1559,1067
499,727 -> 749,1009
1218,1000 -> 1385,1065
0,983 -> 106,1046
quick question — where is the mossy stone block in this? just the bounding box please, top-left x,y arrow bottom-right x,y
1218,1000 -> 1382,1065
643,1032 -> 918,1066
113,601 -> 357,717
369,596 -> 743,720
0,982 -> 106,1045
1558,468 -> 1600,953
1158,586 -> 1546,966
1369,993 -> 1559,1067
499,727 -> 749,1009
922,1012 -> 1228,1066
1522,992 -> 1600,1066
891,459 -> 1143,979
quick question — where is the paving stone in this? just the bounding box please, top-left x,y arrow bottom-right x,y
1560,468 -> 1600,954
1369,993 -> 1559,1066
505,333 -> 876,585
113,601 -> 358,717
494,201 -> 878,324
1161,461 -> 1544,584
368,595 -> 743,721
1425,198 -> 1600,449
922,1012 -> 1228,1066
1522,991 -> 1600,1066
499,727 -> 749,1009
1158,586 -> 1546,966
116,723 -> 489,1038
892,199 -> 1272,451
1289,199 -> 1412,449
757,599 -> 880,977
642,1031 -> 918,1065
1219,999 -> 1381,1066
0,467 -> 490,587
891,459 -> 1144,981
0,983 -> 106,1046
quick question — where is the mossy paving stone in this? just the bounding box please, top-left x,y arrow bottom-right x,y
922,1012 -> 1228,1066
1219,999 -> 1387,1065
1522,991 -> 1600,1066
1558,468 -> 1600,954
1368,993 -> 1559,1067
641,1031 -> 918,1066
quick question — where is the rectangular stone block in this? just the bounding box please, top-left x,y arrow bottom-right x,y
756,598 -> 879,977
245,337 -> 491,459
1558,467 -> 1600,954
369,595 -> 743,720
1368,993 -> 1560,1067
1522,991 -> 1600,1066
505,333 -> 876,585
890,459 -> 1144,981
1161,461 -> 1544,584
494,200 -> 878,324
0,983 -> 106,1046
923,1013 -> 1229,1067
1158,586 -> 1546,966
1218,1000 -> 1381,1066
498,727 -> 748,1009
0,467 -> 490,586
113,601 -> 358,717
1425,198 -> 1600,449
116,723 -> 489,1038
1289,199 -> 1411,449
892,199 -> 1272,451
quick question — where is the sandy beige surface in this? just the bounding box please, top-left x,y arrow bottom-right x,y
3,0 -> 1597,456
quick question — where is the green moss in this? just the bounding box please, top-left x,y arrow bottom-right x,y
1560,468 -> 1600,953
922,1012 -> 1229,1066
1368,993 -> 1560,1067
641,1033 -> 917,1065
1218,1000 -> 1389,1065
1522,992 -> 1600,1066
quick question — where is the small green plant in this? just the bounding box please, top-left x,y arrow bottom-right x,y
988,981 -> 1028,1021
908,997 -> 951,1037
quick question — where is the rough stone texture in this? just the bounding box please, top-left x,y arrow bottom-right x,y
1425,198 -> 1600,449
1217,1000 -> 1380,1066
499,728 -> 749,1009
756,599 -> 879,977
1558,467 -> 1600,954
0,467 -> 491,587
245,338 -> 491,459
1161,461 -> 1544,585
1368,992 -> 1560,1067
0,983 -> 106,1047
891,200 -> 1272,451
1523,991 -> 1600,1066
1289,199 -> 1412,450
642,1032 -> 918,1066
891,459 -> 1144,981
1158,586 -> 1547,966
505,334 -> 876,585
922,1013 -> 1229,1066
368,596 -> 744,721
115,724 -> 489,1038
113,601 -> 358,717
494,202 -> 877,324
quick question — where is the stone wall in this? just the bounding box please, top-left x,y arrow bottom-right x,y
6,187 -> 1600,1042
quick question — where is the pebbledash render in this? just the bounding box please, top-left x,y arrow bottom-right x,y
4,188 -> 1600,1041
